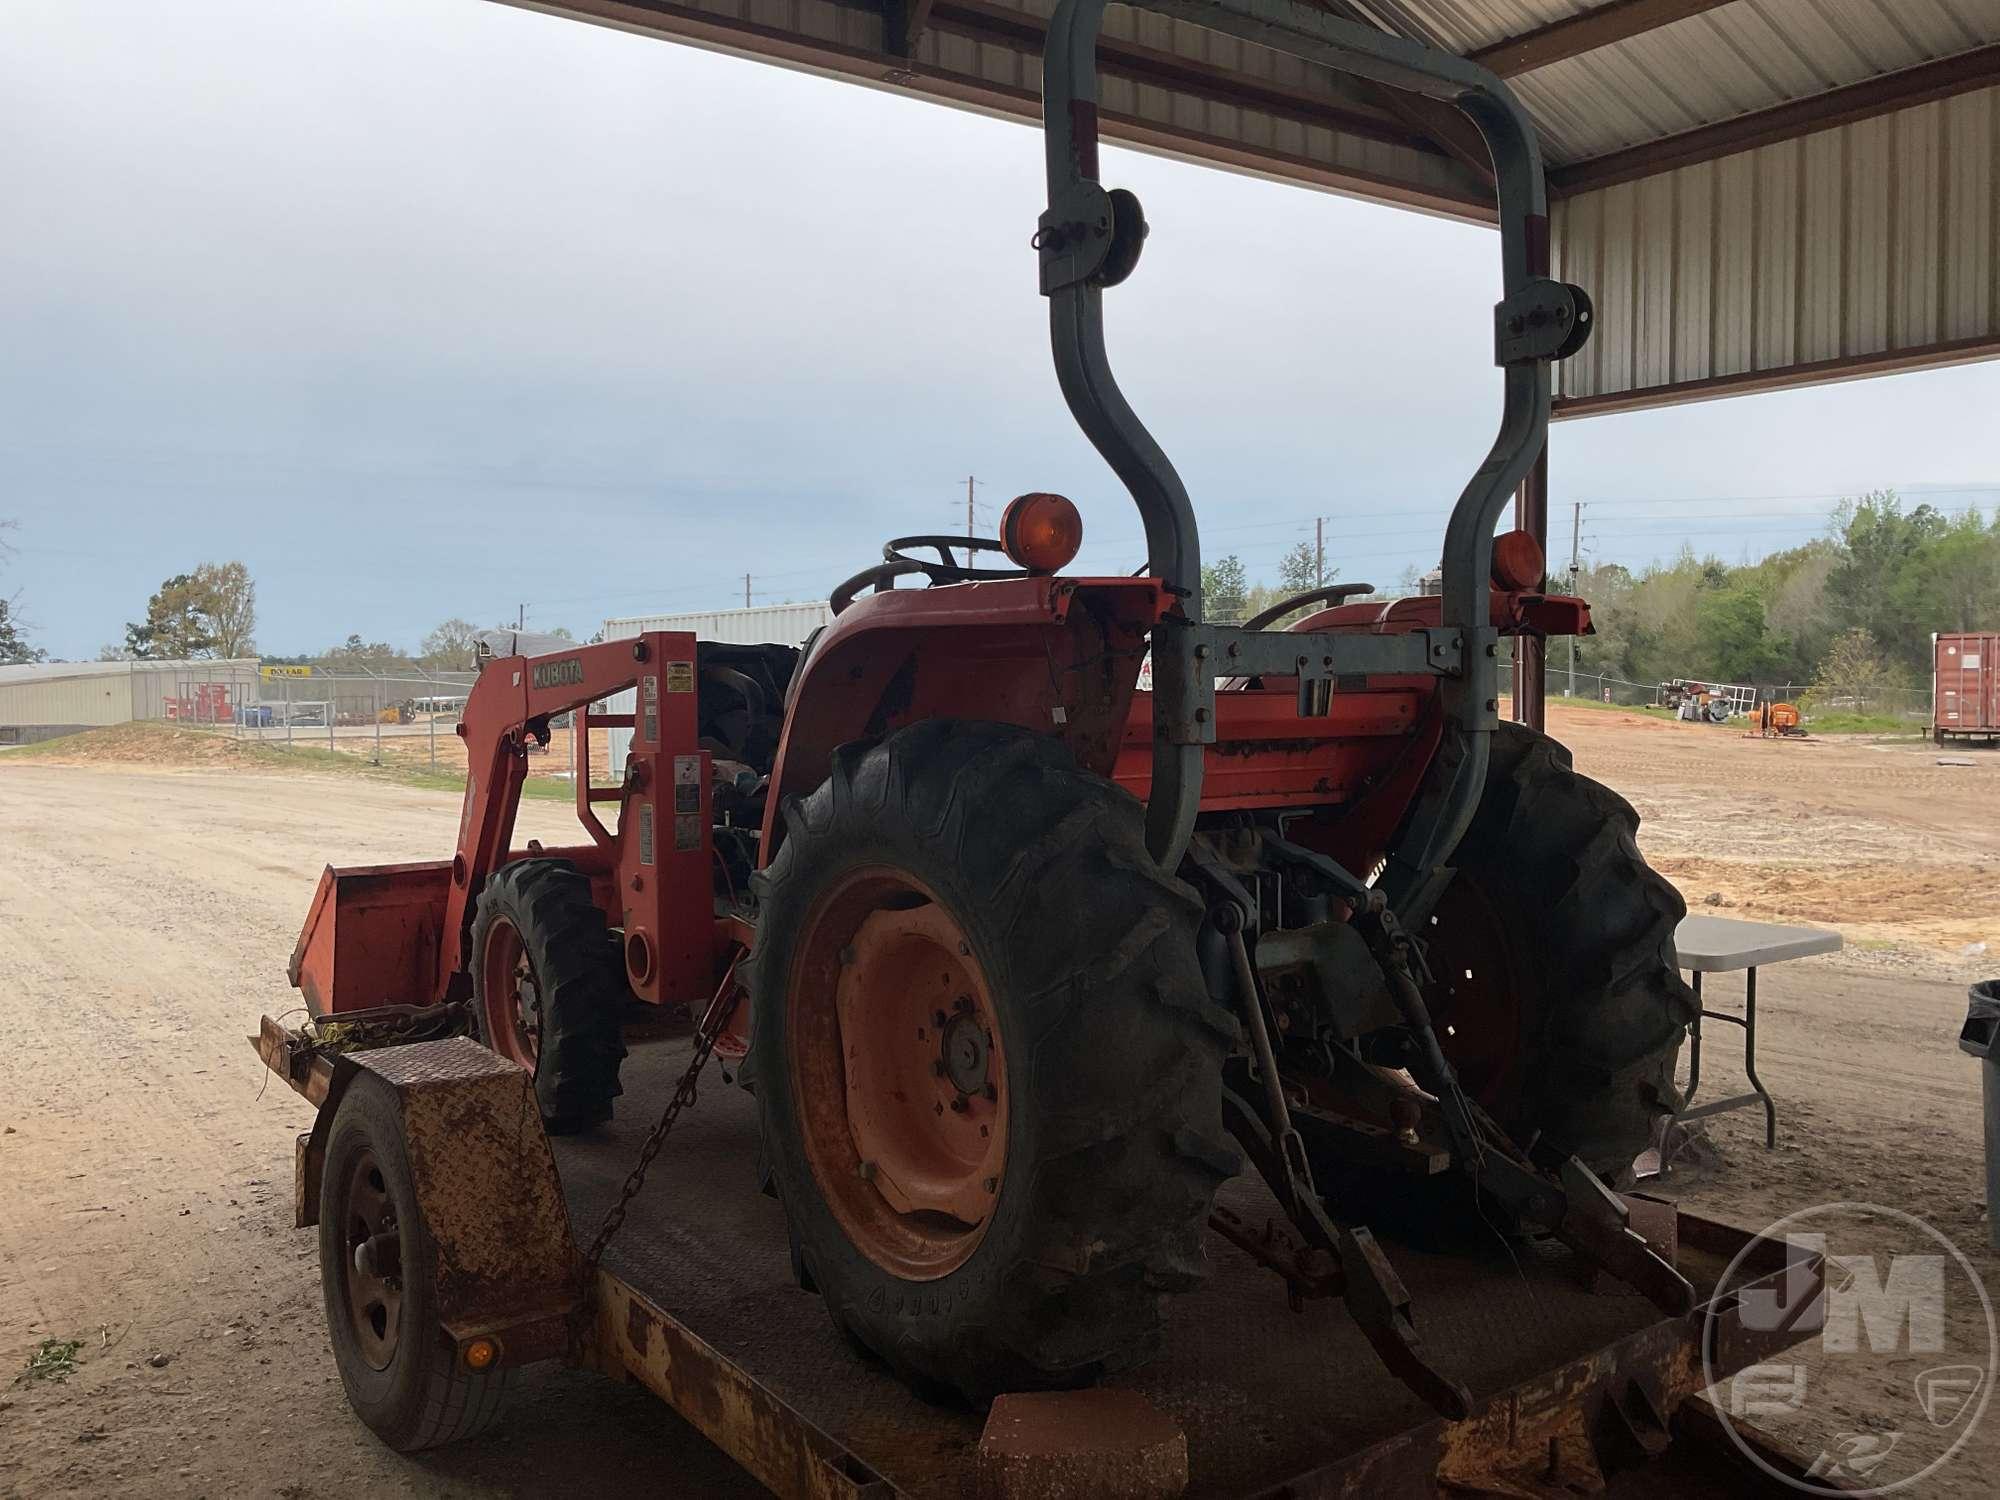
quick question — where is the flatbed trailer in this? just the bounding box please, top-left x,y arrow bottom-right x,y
258,1018 -> 1837,1498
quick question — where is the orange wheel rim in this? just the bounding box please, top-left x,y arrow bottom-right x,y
479,915 -> 541,1070
789,868 -> 1007,1280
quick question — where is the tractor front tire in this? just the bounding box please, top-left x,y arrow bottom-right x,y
1428,722 -> 1696,1179
748,720 -> 1239,1403
469,859 -> 626,1134
319,1071 -> 510,1450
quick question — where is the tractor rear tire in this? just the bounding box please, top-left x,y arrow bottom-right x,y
748,720 -> 1239,1403
1428,721 -> 1696,1179
469,859 -> 626,1134
319,1071 -> 510,1450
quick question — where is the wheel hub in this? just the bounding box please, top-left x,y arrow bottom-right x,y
790,869 -> 1008,1280
940,1006 -> 991,1095
339,1149 -> 404,1372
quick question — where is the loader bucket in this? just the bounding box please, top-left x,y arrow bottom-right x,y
290,860 -> 452,1016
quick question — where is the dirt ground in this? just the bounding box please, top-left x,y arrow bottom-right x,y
1,707 -> 1996,1497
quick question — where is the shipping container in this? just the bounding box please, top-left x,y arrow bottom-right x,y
601,603 -> 832,776
1934,632 -> 2000,744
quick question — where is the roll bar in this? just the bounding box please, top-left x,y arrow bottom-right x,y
1037,0 -> 1590,892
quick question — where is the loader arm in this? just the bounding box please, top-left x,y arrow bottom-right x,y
436,634 -> 685,1000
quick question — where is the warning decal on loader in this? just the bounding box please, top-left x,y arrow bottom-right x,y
642,674 -> 659,744
665,661 -> 695,694
637,803 -> 655,866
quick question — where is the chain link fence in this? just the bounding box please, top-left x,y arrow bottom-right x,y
230,668 -> 479,771
1544,670 -> 1934,724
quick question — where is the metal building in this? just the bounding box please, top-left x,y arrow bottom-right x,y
600,602 -> 833,774
0,658 -> 264,744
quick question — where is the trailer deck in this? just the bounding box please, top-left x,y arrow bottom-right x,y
549,1031 -> 1816,1497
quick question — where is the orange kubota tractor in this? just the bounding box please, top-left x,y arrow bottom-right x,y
280,0 -> 1696,1440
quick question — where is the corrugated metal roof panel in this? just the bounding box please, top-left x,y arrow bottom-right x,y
1551,82 -> 2000,400
1362,0 -> 2000,164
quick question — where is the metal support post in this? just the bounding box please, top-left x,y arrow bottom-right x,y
1511,444 -> 1548,730
373,679 -> 383,766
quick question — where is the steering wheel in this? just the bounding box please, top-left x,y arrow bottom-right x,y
1242,583 -> 1376,631
828,534 -> 1033,616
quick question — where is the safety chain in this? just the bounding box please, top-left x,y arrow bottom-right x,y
581,985 -> 744,1269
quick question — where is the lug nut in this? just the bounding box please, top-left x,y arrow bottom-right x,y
949,1097 -> 967,1114
984,1177 -> 998,1194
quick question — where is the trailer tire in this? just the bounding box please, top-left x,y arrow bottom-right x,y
470,860 -> 626,1133
1427,722 -> 1696,1179
749,720 -> 1239,1403
318,1071 -> 510,1450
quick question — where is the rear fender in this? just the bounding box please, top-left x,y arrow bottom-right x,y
294,1037 -> 580,1370
760,576 -> 1167,859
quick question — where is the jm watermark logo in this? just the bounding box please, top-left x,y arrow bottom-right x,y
1703,1201 -> 1995,1495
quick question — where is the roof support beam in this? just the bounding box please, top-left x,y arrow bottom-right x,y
1471,0 -> 1739,78
1311,0 -> 1491,185
1551,42 -> 2000,196
930,0 -> 1442,157
884,0 -> 935,56
1551,333 -> 2000,419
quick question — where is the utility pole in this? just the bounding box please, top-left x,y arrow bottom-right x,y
1315,517 -> 1325,587
967,475 -> 977,539
744,573 -> 752,609
516,603 -> 525,630
1566,501 -> 1582,697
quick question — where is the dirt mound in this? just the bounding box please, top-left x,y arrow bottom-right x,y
1,722 -> 274,769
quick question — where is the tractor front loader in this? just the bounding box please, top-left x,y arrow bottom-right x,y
255,0 -> 1738,1482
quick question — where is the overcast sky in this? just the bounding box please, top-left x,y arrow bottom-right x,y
5,0 -> 1997,660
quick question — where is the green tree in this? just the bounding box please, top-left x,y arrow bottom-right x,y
1811,628 -> 1900,712
125,573 -> 218,659
323,634 -> 408,669
0,522 -> 45,664
1826,491 -> 1949,670
191,560 -> 257,658
419,617 -> 480,669
0,596 -> 44,664
1202,554 -> 1248,622
1694,585 -> 1785,683
1277,539 -> 1321,593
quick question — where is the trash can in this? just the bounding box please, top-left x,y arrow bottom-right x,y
1961,981 -> 2000,1251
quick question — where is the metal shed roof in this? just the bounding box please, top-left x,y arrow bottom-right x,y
500,0 -> 2000,410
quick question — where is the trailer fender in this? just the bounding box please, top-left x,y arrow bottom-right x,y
296,1037 -> 582,1369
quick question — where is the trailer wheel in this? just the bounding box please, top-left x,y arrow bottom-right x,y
749,720 -> 1239,1402
1425,722 -> 1696,1178
319,1072 -> 509,1450
470,859 -> 626,1133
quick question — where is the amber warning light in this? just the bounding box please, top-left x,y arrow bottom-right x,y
1000,492 -> 1083,574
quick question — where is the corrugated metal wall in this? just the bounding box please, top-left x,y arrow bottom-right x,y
602,603 -> 831,645
1552,85 -> 2000,403
0,660 -> 265,729
0,670 -> 132,729
601,602 -> 832,775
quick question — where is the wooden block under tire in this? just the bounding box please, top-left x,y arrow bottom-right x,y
978,1389 -> 1187,1499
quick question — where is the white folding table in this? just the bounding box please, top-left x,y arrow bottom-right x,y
1669,914 -> 1842,1151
